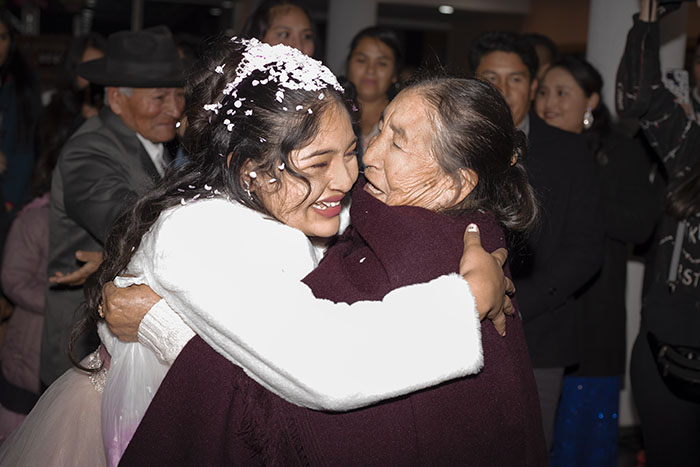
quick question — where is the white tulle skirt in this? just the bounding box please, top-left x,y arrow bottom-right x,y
0,350 -> 107,466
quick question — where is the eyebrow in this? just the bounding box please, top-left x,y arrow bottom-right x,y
300,149 -> 332,160
377,113 -> 406,141
269,25 -> 312,31
300,137 -> 359,160
354,51 -> 392,60
479,69 -> 527,78
389,122 -> 406,141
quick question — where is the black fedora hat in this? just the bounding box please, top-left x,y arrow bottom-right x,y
78,25 -> 185,88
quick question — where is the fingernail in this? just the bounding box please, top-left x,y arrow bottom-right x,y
467,223 -> 478,232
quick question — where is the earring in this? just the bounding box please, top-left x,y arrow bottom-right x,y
583,108 -> 594,130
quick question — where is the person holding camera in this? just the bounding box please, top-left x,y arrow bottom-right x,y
616,1 -> 700,465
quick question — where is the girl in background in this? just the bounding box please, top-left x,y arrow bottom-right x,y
242,0 -> 316,57
345,26 -> 402,154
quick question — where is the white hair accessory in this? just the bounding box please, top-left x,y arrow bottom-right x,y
226,37 -> 342,95
203,37 -> 344,131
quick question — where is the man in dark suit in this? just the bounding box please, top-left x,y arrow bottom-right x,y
40,26 -> 185,386
469,31 -> 603,450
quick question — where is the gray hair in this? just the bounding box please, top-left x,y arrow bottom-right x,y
105,86 -> 133,107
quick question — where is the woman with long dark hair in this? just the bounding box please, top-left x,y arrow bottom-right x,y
345,26 -> 402,153
535,56 -> 661,466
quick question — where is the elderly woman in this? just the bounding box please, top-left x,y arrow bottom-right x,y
110,77 -> 546,465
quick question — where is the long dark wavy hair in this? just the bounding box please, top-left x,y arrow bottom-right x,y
70,36 -> 351,368
410,77 -> 538,234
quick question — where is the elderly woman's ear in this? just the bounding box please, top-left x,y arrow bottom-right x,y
434,167 -> 477,211
454,168 -> 478,204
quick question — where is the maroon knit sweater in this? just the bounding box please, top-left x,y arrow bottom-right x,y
120,183 -> 546,466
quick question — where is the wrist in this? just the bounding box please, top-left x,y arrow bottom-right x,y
138,299 -> 194,364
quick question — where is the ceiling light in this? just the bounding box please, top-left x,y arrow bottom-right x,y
438,5 -> 454,14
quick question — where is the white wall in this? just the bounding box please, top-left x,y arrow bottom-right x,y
326,0 -> 378,75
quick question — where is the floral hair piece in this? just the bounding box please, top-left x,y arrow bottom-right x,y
204,37 -> 343,131
227,36 -> 342,95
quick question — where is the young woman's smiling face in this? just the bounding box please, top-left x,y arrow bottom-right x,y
253,102 -> 359,238
535,66 -> 597,134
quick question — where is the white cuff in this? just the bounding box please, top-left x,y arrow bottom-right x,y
137,299 -> 195,365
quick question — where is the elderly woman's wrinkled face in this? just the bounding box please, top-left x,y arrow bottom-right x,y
362,90 -> 466,210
